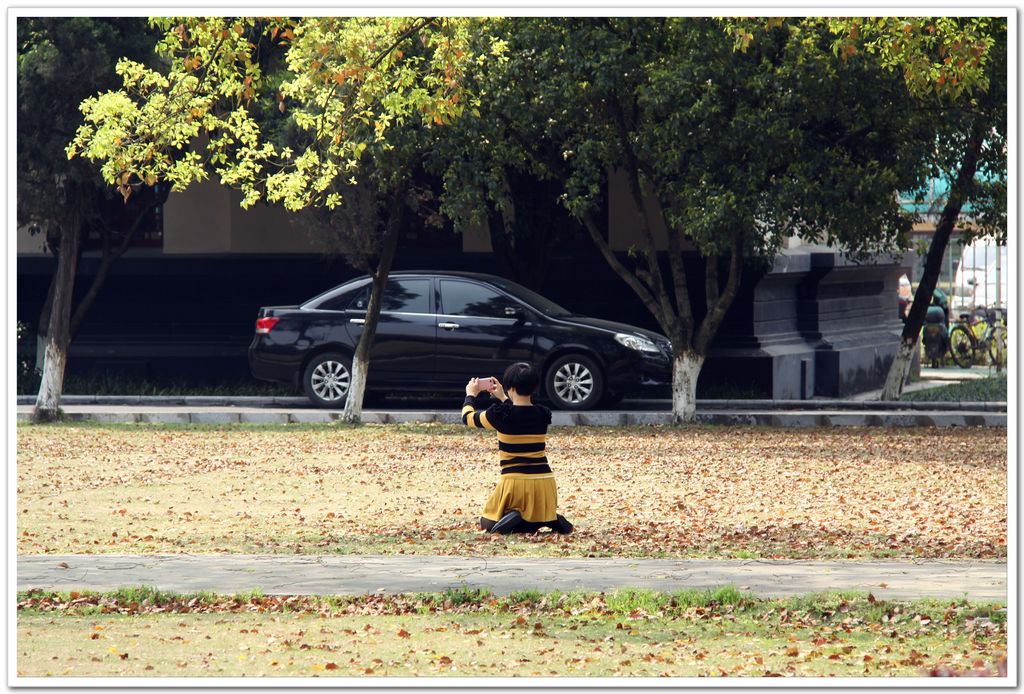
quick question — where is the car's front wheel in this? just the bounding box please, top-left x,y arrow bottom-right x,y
303,352 -> 352,408
545,354 -> 604,411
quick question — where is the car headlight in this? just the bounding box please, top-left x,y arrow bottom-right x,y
614,333 -> 660,353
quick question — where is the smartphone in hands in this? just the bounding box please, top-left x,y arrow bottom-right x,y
477,377 -> 494,392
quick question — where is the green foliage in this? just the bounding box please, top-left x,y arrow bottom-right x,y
455,18 -> 932,257
505,589 -> 545,605
439,586 -> 492,606
232,588 -> 266,603
669,586 -> 748,608
826,17 -> 997,100
17,18 -> 159,227
109,585 -> 178,605
605,589 -> 671,614
733,16 -> 1007,246
69,17 -> 492,212
440,18 -> 936,359
729,17 -> 999,100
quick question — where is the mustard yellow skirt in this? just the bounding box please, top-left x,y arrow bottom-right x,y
481,473 -> 557,523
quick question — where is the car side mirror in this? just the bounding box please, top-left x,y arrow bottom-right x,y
505,306 -> 525,320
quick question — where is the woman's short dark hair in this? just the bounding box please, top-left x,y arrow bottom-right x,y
502,362 -> 540,396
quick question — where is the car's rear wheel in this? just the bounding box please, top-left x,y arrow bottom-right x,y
545,354 -> 604,411
303,352 -> 352,408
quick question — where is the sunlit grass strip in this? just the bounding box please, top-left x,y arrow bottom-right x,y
17,586 -> 1007,624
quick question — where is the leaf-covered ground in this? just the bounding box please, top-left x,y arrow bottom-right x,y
16,423 -> 1007,559
16,588 -> 1007,678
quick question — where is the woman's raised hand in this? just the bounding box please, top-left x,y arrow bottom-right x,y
491,377 -> 508,401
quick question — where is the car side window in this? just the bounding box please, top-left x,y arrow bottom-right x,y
440,280 -> 516,318
317,289 -> 359,311
348,279 -> 431,314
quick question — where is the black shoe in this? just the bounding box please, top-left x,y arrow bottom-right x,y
553,514 -> 574,535
489,510 -> 522,534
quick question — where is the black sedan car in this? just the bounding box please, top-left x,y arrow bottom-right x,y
249,271 -> 672,410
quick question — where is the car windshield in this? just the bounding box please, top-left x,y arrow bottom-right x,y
488,277 -> 572,317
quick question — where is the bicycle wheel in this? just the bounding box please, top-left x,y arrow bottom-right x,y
988,325 -> 1007,366
948,325 -> 975,368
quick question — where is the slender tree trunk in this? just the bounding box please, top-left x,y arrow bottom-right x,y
32,219 -> 82,423
70,192 -> 165,337
671,351 -> 704,424
880,121 -> 986,400
35,268 -> 57,370
340,195 -> 404,423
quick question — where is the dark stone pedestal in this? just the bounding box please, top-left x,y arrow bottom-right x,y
699,246 -> 914,399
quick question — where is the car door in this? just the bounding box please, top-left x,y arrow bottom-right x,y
434,278 -> 536,382
343,277 -> 436,385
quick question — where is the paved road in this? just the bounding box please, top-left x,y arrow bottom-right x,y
17,555 -> 1007,602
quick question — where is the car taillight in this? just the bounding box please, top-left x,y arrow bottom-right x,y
255,317 -> 280,334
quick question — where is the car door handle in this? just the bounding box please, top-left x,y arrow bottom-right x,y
438,322 -> 460,330
350,319 -> 365,325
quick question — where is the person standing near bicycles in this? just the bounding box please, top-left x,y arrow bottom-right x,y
461,362 -> 574,535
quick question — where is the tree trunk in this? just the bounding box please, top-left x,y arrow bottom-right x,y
880,336 -> 919,400
486,211 -> 522,283
32,221 -> 81,423
344,340 -> 371,424
70,188 -> 167,337
35,268 -> 57,370
879,120 -> 986,400
671,351 -> 704,424
340,194 -> 404,424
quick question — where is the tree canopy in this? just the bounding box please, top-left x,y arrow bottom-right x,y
69,17 -> 493,210
436,17 -> 937,419
66,15 -> 996,420
19,17 -> 158,233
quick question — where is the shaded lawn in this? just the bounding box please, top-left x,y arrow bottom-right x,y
16,423 -> 1007,559
903,376 -> 1007,402
15,588 -> 1007,678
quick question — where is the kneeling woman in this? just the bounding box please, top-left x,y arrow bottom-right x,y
462,362 -> 573,535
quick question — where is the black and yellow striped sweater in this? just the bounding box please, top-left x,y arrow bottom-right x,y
461,396 -> 553,475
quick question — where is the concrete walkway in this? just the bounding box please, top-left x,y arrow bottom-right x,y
17,555 -> 1007,602
14,404 -> 1006,427
16,365 -> 1005,427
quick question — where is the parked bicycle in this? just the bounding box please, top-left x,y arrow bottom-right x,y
948,306 -> 1007,369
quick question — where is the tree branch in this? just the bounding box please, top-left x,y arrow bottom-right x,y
694,235 -> 743,355
704,252 -> 720,314
370,17 -> 435,69
582,211 -> 669,334
608,96 -> 678,332
70,188 -> 169,337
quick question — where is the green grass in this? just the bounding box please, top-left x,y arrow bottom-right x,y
19,586 -> 1006,619
903,376 -> 1007,402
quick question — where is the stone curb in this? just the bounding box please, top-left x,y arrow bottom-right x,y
14,394 -> 1007,412
15,406 -> 1006,427
16,555 -> 1007,602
